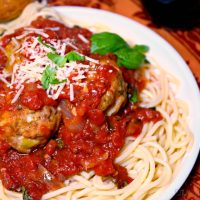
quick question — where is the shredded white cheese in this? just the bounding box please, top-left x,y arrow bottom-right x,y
69,84 -> 74,101
85,56 -> 99,64
78,34 -> 89,43
0,76 -> 10,85
0,71 -> 11,85
1,29 -> 100,104
49,83 -> 66,100
11,85 -> 24,104
77,52 -> 99,64
11,38 -> 20,50
15,31 -> 49,39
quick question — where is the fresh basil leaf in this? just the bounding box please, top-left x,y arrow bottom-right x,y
56,138 -> 64,149
129,89 -> 138,103
47,51 -> 85,67
51,79 -> 67,85
115,48 -> 145,69
37,36 -> 56,51
22,187 -> 33,200
65,51 -> 85,62
41,66 -> 56,89
47,52 -> 66,67
144,58 -> 150,64
41,66 -> 66,89
90,32 -> 150,69
91,32 -> 128,55
132,45 -> 149,53
0,31 -> 5,36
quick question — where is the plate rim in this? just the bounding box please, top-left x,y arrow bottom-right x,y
53,6 -> 200,200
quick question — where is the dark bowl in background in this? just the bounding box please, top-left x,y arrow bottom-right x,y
141,0 -> 200,29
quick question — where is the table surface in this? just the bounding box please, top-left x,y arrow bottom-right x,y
48,0 -> 200,199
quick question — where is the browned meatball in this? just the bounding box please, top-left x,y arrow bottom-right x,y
0,106 -> 61,153
98,60 -> 127,116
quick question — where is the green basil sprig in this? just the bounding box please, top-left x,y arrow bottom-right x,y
42,51 -> 84,89
41,65 -> 66,89
47,51 -> 85,67
91,32 -> 128,55
90,32 -> 149,69
132,44 -> 149,54
56,138 -> 64,149
22,187 -> 32,200
129,89 -> 138,103
37,36 -> 56,51
115,48 -> 145,69
38,35 -> 85,89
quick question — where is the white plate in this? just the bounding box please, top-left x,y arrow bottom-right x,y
54,6 -> 200,200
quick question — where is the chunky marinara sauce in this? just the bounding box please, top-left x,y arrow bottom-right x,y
0,18 -> 162,200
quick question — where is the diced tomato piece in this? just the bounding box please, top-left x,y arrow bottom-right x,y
94,159 -> 115,176
87,109 -> 105,126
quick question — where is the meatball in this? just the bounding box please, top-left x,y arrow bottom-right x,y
98,61 -> 127,116
0,106 -> 61,153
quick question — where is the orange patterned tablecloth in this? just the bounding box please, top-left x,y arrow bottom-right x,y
48,0 -> 200,199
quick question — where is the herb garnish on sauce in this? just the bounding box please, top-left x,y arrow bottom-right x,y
91,32 -> 149,69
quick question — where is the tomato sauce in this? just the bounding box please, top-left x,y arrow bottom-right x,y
0,18 -> 162,200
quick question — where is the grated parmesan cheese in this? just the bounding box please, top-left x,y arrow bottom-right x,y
77,52 -> 99,64
1,29 -> 100,104
85,56 -> 99,64
0,71 -> 11,86
11,85 -> 24,104
78,34 -> 89,43
15,31 -> 49,39
69,84 -> 74,101
11,38 -> 20,50
0,76 -> 10,85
